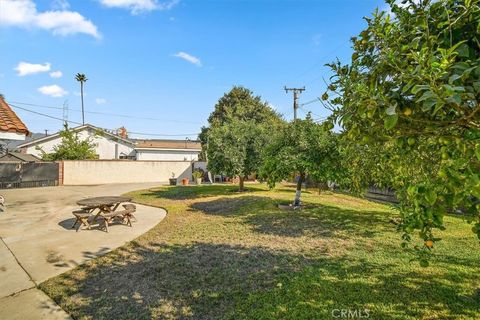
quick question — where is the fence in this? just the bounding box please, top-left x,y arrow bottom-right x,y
365,186 -> 398,203
62,160 -> 206,185
0,162 -> 59,189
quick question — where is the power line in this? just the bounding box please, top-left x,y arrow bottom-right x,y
298,96 -> 328,120
293,41 -> 349,82
299,97 -> 321,107
8,100 -> 203,125
10,103 -> 200,138
10,104 -> 82,125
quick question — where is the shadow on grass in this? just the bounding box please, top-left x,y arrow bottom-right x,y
189,196 -> 273,216
190,196 -> 392,238
40,241 -> 480,320
140,184 -> 265,200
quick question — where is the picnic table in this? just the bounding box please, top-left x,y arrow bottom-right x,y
73,196 -> 133,232
77,196 -> 132,212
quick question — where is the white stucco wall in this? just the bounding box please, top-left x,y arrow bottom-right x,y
135,149 -> 200,161
23,128 -> 135,159
62,160 -> 194,185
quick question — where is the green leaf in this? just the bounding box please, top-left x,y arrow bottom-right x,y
452,62 -> 469,71
456,43 -> 470,58
446,94 -> 461,105
432,100 -> 445,115
384,114 -> 398,130
411,85 -> 429,94
448,74 -> 462,83
476,144 -> 480,161
422,98 -> 437,111
386,104 -> 396,115
473,81 -> 480,93
417,90 -> 435,102
425,190 -> 437,206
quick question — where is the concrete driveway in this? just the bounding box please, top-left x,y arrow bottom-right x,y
0,183 -> 167,320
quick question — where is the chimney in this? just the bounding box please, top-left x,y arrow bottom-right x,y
118,126 -> 127,139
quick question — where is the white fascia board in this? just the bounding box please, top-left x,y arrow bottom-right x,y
0,132 -> 27,140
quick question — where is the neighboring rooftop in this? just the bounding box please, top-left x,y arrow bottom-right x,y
0,152 -> 40,162
7,133 -> 45,149
0,97 -> 29,135
134,139 -> 201,150
16,124 -> 133,148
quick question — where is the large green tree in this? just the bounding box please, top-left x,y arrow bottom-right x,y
202,87 -> 284,190
40,124 -> 98,161
324,0 -> 480,257
261,116 -> 339,206
199,86 -> 282,147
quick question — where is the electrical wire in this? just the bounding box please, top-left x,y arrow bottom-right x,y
293,41 -> 350,82
8,100 -> 203,125
9,103 -> 200,138
299,97 -> 321,107
10,104 -> 82,126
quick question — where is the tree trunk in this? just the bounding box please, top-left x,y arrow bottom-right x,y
80,82 -> 85,125
239,176 -> 245,192
293,172 -> 305,207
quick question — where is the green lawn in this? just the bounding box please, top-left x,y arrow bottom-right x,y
40,184 -> 480,319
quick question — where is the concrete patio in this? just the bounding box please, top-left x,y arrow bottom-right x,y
0,182 -> 167,320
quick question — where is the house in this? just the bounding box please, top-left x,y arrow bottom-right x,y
135,139 -> 201,161
0,97 -> 30,141
17,124 -> 136,160
16,124 -> 202,161
0,152 -> 39,162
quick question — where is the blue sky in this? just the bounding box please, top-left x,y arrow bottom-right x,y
0,0 -> 386,139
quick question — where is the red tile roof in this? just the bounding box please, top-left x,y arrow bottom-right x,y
0,97 -> 29,135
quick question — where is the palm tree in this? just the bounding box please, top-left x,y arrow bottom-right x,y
75,73 -> 88,125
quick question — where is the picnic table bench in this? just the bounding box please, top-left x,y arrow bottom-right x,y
72,196 -> 135,232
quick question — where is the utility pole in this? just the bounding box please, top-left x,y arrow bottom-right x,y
284,86 -> 305,120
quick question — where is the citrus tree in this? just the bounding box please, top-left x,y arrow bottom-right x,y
261,116 -> 339,206
323,0 -> 480,260
206,120 -> 268,191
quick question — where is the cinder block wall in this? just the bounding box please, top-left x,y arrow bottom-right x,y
62,160 -> 206,185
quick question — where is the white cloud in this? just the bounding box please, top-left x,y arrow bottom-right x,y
99,0 -> 179,14
0,0 -> 100,39
173,51 -> 202,67
51,0 -> 70,10
38,84 -> 68,97
95,98 -> 107,104
49,70 -> 63,78
15,61 -> 51,76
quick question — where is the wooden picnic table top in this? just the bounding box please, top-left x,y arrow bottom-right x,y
76,196 -> 132,207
